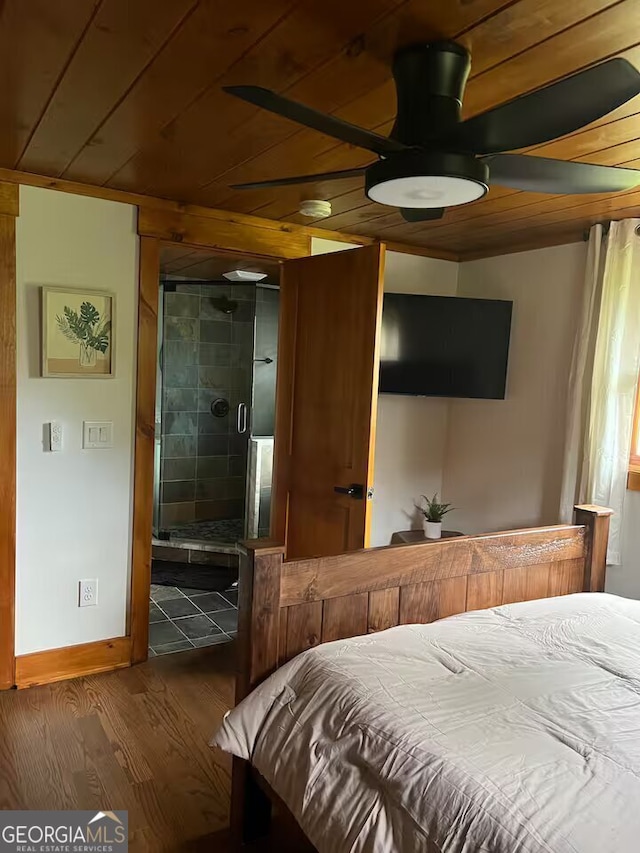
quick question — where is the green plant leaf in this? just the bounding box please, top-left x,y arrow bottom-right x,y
87,333 -> 109,353
86,318 -> 111,353
80,301 -> 100,327
56,301 -> 110,352
417,492 -> 456,522
57,306 -> 88,342
56,313 -> 77,343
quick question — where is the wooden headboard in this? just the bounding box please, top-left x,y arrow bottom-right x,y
230,505 -> 612,847
235,505 -> 612,703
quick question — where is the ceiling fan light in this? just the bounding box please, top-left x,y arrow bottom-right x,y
368,175 -> 486,208
365,151 -> 489,209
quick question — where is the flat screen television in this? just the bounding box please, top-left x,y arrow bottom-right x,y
379,293 -> 513,399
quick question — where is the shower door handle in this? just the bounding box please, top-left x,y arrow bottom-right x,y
236,402 -> 248,435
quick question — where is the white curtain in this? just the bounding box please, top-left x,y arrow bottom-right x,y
560,219 -> 640,564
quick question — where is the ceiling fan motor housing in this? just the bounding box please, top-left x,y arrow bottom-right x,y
366,151 -> 489,209
370,42 -> 489,211
391,41 -> 471,146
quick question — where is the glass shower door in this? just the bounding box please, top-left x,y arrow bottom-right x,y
152,285 -> 164,537
153,278 -> 278,547
245,285 -> 279,539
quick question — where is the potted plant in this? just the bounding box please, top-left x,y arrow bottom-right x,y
418,493 -> 455,540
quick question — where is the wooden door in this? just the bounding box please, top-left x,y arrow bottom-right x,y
272,244 -> 385,560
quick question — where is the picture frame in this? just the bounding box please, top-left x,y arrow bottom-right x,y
41,286 -> 115,378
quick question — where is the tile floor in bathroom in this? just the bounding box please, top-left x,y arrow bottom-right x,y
149,583 -> 238,656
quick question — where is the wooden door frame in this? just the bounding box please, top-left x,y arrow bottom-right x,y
129,210 -> 311,663
130,236 -> 161,663
0,183 -> 18,689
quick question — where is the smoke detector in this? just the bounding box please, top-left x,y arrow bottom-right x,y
299,199 -> 332,218
222,269 -> 267,282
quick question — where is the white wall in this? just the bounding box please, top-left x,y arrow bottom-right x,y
315,235 -> 640,597
442,242 -> 587,534
614,490 -> 640,598
311,237 -> 459,546
372,252 -> 458,545
16,186 -> 139,655
310,237 -> 356,255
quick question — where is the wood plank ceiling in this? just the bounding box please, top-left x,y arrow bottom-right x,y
6,0 -> 640,259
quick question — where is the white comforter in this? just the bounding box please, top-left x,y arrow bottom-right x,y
213,593 -> 640,853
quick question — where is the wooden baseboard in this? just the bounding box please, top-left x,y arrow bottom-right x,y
15,636 -> 131,689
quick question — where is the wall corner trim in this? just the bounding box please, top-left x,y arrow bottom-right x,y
0,182 -> 19,217
15,636 -> 131,689
0,209 -> 17,690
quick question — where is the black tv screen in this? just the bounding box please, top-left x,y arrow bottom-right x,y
379,293 -> 512,399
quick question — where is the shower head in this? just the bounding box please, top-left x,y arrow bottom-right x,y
209,295 -> 238,315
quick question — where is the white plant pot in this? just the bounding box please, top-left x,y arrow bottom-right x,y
424,520 -> 442,540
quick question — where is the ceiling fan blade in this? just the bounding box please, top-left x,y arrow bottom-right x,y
485,154 -> 640,194
223,85 -> 408,157
230,166 -> 368,190
400,207 -> 444,222
448,58 -> 640,154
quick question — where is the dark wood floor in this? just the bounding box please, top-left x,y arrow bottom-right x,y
0,643 -> 239,852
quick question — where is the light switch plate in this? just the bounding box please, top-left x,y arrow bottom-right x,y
82,421 -> 113,449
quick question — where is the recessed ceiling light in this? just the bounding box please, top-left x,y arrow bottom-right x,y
222,270 -> 268,282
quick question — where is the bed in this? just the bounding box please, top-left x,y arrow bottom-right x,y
214,505 -> 619,851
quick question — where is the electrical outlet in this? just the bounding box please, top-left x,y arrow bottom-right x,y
79,579 -> 98,608
47,422 -> 62,452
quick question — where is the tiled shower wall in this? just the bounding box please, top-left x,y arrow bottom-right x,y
160,282 -> 255,529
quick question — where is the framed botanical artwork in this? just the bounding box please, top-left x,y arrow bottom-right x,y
41,287 -> 115,378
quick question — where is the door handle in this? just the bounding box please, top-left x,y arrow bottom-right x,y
334,483 -> 365,499
236,402 -> 248,435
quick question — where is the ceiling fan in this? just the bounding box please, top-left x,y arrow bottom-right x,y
222,42 -> 640,222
